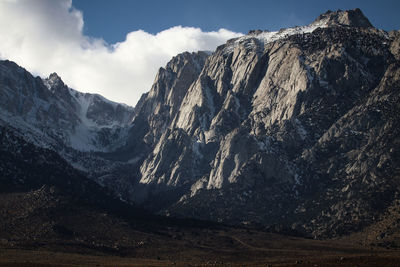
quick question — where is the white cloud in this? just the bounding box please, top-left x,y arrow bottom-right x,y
0,0 -> 242,106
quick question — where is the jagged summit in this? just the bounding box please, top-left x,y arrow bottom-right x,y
223,9 -> 376,55
314,8 -> 373,28
43,72 -> 73,103
245,9 -> 372,37
48,72 -> 63,82
44,72 -> 65,91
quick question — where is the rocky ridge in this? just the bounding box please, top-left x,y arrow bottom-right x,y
0,62 -> 134,152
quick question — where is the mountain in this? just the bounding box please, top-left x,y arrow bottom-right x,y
0,8 -> 399,243
0,61 -> 138,199
0,62 -> 134,152
125,9 -> 400,239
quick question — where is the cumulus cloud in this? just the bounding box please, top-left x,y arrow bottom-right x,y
0,0 -> 242,106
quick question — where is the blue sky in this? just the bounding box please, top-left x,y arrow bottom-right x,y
73,0 -> 400,44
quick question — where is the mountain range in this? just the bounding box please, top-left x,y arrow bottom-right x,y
1,8 -> 399,250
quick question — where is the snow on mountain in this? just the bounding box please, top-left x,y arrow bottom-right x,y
0,63 -> 134,152
224,17 -> 329,54
222,8 -> 376,55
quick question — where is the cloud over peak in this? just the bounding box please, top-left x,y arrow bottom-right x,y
0,0 -> 242,106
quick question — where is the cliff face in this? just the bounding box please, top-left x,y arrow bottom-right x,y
128,9 -> 400,238
128,51 -> 208,149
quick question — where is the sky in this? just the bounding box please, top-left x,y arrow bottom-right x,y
0,0 -> 398,106
73,0 -> 400,44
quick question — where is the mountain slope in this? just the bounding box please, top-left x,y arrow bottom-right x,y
0,125 -> 148,248
0,62 -> 134,152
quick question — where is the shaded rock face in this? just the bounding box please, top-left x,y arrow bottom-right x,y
127,9 -> 400,238
0,65 -> 134,152
0,62 -> 76,129
0,125 -> 158,250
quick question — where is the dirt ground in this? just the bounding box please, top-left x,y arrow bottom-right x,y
1,229 -> 399,267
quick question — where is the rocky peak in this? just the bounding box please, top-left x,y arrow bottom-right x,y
130,51 -> 209,148
313,8 -> 373,28
43,72 -> 73,104
165,51 -> 209,74
45,72 -> 65,90
134,51 -> 209,119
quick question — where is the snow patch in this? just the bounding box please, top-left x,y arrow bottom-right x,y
128,156 -> 142,164
69,123 -> 97,151
192,139 -> 203,159
318,79 -> 329,88
233,95 -> 240,113
294,118 -> 307,140
255,136 -> 275,153
203,86 -> 215,118
224,19 -> 328,54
